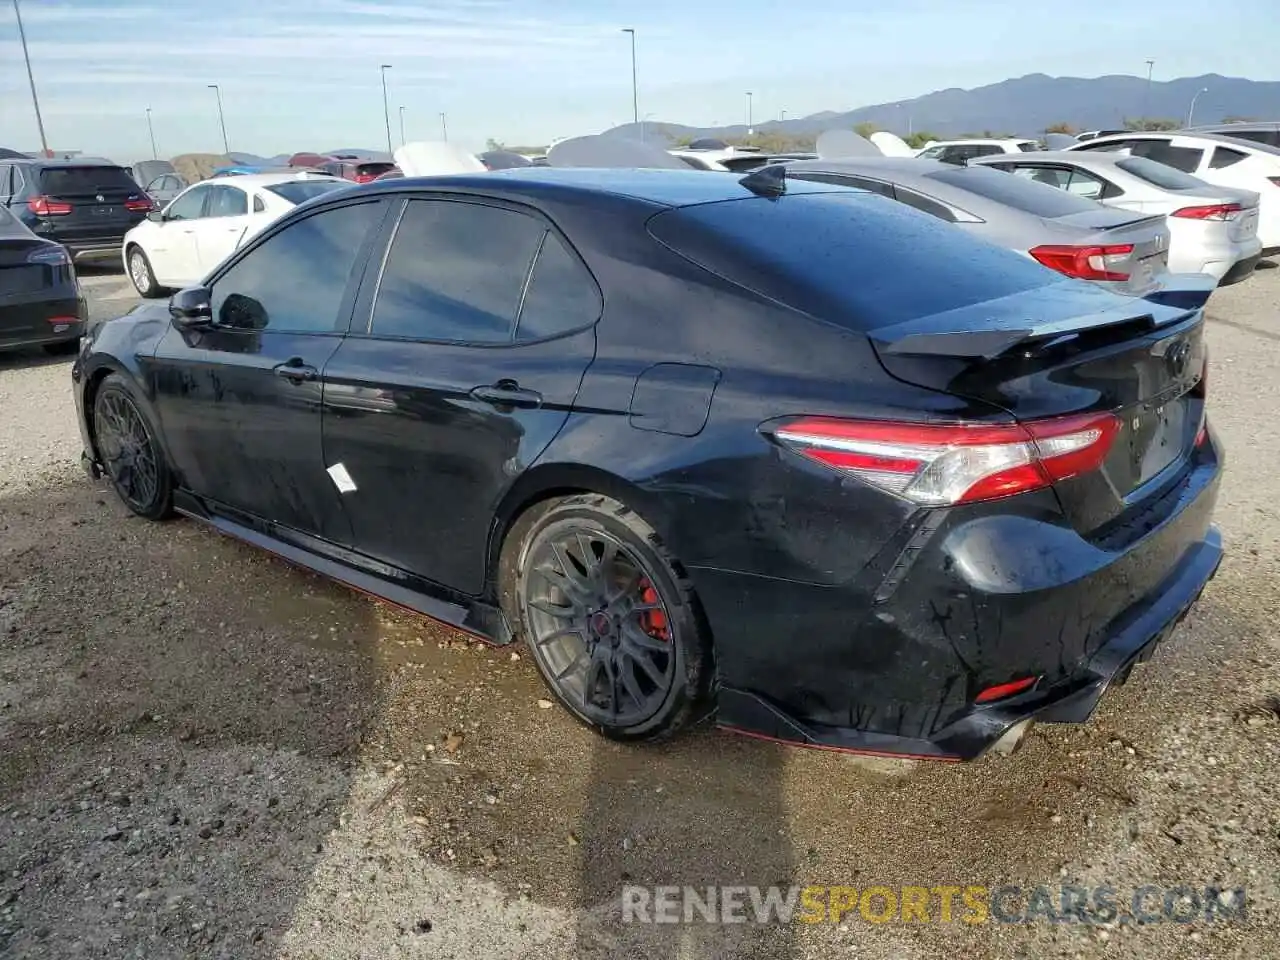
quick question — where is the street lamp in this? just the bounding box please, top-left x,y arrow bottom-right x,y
399,105 -> 406,146
621,28 -> 638,126
12,0 -> 50,157
145,107 -> 157,160
439,111 -> 448,141
1186,87 -> 1209,128
1141,58 -> 1155,126
746,91 -> 753,135
379,64 -> 393,155
207,84 -> 229,154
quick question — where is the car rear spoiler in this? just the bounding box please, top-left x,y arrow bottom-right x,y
870,274 -> 1215,360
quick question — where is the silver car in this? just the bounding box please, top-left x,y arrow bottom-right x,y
785,157 -> 1175,298
971,151 -> 1261,285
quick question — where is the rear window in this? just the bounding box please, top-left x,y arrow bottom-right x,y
1115,156 -> 1207,190
925,165 -> 1101,218
264,180 -> 350,205
39,166 -> 139,195
356,162 -> 396,177
648,192 -> 1057,331
1016,142 -> 1041,152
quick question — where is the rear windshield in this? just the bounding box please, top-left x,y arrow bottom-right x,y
356,162 -> 396,177
925,165 -> 1102,218
648,192 -> 1057,331
264,180 -> 350,205
39,166 -> 139,195
1115,156 -> 1207,191
1016,142 -> 1042,152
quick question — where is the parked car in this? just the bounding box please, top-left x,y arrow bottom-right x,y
971,151 -> 1262,284
1186,121 -> 1280,149
131,160 -> 176,190
318,159 -> 398,183
141,173 -> 188,208
121,173 -> 348,297
0,204 -> 86,354
1075,129 -> 1128,142
786,157 -> 1176,297
1067,132 -> 1280,253
915,139 -> 1041,163
76,168 -> 1221,760
0,159 -> 153,262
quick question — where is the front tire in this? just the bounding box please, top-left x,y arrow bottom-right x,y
92,374 -> 174,520
499,494 -> 712,741
126,246 -> 162,299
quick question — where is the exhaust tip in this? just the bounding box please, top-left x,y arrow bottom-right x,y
988,719 -> 1035,757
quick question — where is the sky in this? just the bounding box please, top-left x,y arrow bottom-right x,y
1,0 -> 1276,162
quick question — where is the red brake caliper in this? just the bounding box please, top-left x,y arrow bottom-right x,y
636,577 -> 670,641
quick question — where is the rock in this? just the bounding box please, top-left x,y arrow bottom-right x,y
567,833 -> 580,847
197,826 -> 213,840
443,732 -> 464,754
536,699 -> 554,709
414,919 -> 432,934
102,827 -> 124,841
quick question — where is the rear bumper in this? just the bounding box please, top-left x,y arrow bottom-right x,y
1219,253 -> 1262,286
0,289 -> 86,351
700,436 -> 1224,761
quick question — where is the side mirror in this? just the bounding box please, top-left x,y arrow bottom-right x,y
169,286 -> 213,330
146,210 -> 164,223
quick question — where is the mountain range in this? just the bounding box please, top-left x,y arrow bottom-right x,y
604,73 -> 1280,143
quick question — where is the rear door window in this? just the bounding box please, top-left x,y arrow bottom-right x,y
515,232 -> 601,341
1209,146 -> 1249,169
368,199 -> 546,343
206,185 -> 248,217
39,166 -> 138,196
1128,141 -> 1204,173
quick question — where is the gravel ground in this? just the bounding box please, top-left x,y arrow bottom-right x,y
0,263 -> 1277,959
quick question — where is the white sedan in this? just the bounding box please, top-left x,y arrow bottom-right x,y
121,173 -> 349,297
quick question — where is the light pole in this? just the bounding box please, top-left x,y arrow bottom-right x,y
145,107 -> 157,160
621,28 -> 638,126
746,91 -> 753,135
379,64 -> 393,155
640,112 -> 655,143
399,105 -> 406,146
1186,87 -> 1209,127
12,0 -> 51,158
207,84 -> 229,154
1141,58 -> 1155,126
439,112 -> 448,141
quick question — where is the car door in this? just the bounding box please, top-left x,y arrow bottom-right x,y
321,196 -> 601,595
148,196 -> 388,542
149,185 -> 211,285
194,183 -> 252,273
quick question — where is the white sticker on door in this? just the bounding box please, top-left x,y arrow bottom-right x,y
327,462 -> 358,494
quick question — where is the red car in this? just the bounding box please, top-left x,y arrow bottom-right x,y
318,159 -> 398,184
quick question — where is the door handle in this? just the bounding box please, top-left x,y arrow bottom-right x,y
273,359 -> 318,383
469,379 -> 542,409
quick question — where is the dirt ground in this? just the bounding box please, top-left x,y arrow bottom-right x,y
0,264 -> 1277,959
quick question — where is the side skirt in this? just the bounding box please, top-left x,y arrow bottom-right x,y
173,490 -> 512,645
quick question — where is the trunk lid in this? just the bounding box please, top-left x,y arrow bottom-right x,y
1045,209 -> 1171,296
870,280 -> 1208,534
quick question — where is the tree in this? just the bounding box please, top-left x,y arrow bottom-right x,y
853,122 -> 878,139
1124,118 -> 1178,131
1220,115 -> 1259,124
1045,121 -> 1076,135
903,131 -> 940,150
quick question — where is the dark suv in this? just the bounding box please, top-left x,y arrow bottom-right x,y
0,159 -> 153,262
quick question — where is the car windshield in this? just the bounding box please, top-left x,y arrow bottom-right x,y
263,180 -> 350,205
39,166 -> 138,194
926,165 -> 1103,218
650,191 -> 1057,330
1116,156 -> 1210,191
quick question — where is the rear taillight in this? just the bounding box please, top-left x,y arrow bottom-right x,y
124,196 -> 154,212
27,196 -> 72,216
768,412 -> 1121,506
1029,244 -> 1134,282
353,174 -> 376,183
1172,203 -> 1242,221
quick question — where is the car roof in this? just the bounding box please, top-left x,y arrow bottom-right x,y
193,172 -> 346,188
1076,130 -> 1280,157
923,138 -> 1033,147
1191,121 -> 1280,132
973,150 -> 1126,166
353,166 -> 850,208
6,158 -> 127,168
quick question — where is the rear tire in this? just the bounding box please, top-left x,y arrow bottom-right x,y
92,374 -> 174,520
127,246 -> 162,299
499,494 -> 712,742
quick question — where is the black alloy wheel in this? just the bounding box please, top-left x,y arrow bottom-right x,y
503,494 -> 711,741
92,376 -> 173,519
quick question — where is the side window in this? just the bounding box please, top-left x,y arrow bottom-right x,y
516,233 -> 601,341
207,185 -> 248,218
369,199 -> 546,343
7,165 -> 28,198
1075,139 -> 1136,153
0,165 -> 11,198
1209,147 -> 1249,169
165,186 -> 209,220
252,194 -> 266,213
1130,141 -> 1203,173
210,201 -> 381,334
971,145 -> 1004,157
937,146 -> 966,165
788,172 -> 894,197
1065,169 -> 1109,200
893,187 -> 958,223
1012,165 -> 1071,189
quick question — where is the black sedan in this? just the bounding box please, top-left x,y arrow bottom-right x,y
72,168 -> 1222,760
1,205 -> 86,354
